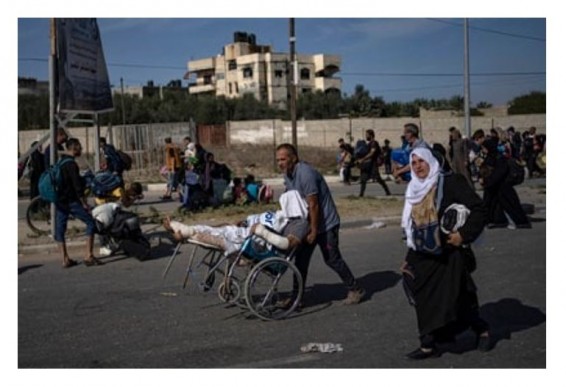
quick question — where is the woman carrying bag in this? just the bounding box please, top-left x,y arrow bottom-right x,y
400,147 -> 492,360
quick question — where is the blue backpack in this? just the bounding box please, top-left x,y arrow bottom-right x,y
38,157 -> 74,203
103,144 -> 125,174
89,171 -> 123,197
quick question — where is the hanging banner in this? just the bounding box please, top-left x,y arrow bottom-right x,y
56,18 -> 114,113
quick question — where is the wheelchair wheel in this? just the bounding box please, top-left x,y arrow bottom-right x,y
26,196 -> 51,235
244,257 -> 303,321
217,277 -> 241,304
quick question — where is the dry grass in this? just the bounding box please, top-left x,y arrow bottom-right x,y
121,144 -> 341,184
156,195 -> 404,227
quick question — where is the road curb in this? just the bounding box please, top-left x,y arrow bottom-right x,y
144,175 -> 345,192
18,216 -> 400,253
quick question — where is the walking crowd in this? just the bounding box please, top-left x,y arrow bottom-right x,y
21,120 -> 542,361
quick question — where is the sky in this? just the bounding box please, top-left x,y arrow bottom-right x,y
17,17 -> 546,106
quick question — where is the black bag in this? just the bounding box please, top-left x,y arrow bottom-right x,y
117,150 -> 133,171
506,158 -> 525,186
108,210 -> 141,239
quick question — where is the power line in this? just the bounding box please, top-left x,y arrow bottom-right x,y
369,74 -> 545,94
342,71 -> 545,77
19,57 -> 187,71
426,18 -> 546,42
20,58 -> 545,78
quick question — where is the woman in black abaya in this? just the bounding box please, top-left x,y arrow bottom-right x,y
400,147 -> 491,360
481,137 -> 531,229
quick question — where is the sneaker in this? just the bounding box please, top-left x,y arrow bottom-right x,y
342,288 -> 366,305
507,223 -> 517,230
99,246 -> 113,257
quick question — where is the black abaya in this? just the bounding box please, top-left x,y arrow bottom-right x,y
405,173 -> 488,343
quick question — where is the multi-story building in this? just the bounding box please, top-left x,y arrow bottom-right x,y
112,80 -> 186,99
186,32 -> 341,109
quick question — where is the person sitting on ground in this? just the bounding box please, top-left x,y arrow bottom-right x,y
163,190 -> 309,257
94,181 -> 144,207
244,174 -> 260,203
232,177 -> 248,205
95,181 -> 144,257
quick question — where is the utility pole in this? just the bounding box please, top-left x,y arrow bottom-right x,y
289,18 -> 297,149
120,77 -> 126,127
49,18 -> 58,236
464,18 -> 471,138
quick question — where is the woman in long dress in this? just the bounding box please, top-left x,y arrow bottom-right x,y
400,147 -> 491,360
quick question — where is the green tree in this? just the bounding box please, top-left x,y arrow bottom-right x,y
508,91 -> 546,114
18,94 -> 49,130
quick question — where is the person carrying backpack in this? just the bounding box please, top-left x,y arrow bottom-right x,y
50,138 -> 102,268
99,137 -> 129,179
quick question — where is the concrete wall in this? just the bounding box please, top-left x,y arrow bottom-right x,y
228,114 -> 546,150
18,114 -> 546,157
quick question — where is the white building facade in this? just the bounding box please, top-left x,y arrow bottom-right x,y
186,32 -> 341,109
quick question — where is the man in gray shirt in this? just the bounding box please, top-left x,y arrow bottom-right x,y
276,143 -> 366,306
393,122 -> 428,183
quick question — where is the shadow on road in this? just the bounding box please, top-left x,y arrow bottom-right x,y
481,297 -> 546,344
443,297 -> 546,355
18,264 -> 43,275
305,270 -> 401,307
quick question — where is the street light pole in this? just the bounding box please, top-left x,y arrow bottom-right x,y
464,18 -> 471,138
49,18 -> 58,236
289,18 -> 297,150
120,77 -> 126,127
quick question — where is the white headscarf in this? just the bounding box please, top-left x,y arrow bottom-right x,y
401,147 -> 441,249
245,190 -> 308,233
278,190 -> 308,220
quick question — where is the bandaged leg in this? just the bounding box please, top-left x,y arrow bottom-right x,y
191,232 -> 227,250
168,220 -> 196,238
253,224 -> 289,250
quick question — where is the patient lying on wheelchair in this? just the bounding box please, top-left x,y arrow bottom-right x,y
163,190 -> 309,256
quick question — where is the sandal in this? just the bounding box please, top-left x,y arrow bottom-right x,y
62,259 -> 78,269
84,257 -> 104,267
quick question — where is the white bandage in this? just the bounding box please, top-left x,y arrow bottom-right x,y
253,224 -> 289,250
169,221 -> 196,238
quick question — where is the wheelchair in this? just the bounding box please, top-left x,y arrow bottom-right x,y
163,233 -> 304,321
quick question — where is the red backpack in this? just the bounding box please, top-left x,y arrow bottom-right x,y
258,184 -> 274,204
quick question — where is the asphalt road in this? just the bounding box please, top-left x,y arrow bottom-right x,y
18,217 -> 546,369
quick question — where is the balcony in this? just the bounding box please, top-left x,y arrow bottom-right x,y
188,57 -> 216,73
313,54 -> 341,76
314,77 -> 342,92
189,83 -> 215,94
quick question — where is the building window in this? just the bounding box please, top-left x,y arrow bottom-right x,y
243,67 -> 253,78
274,69 -> 283,78
203,75 -> 212,85
228,83 -> 232,94
300,68 -> 310,80
235,82 -> 239,94
302,88 -> 311,94
228,60 -> 237,71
